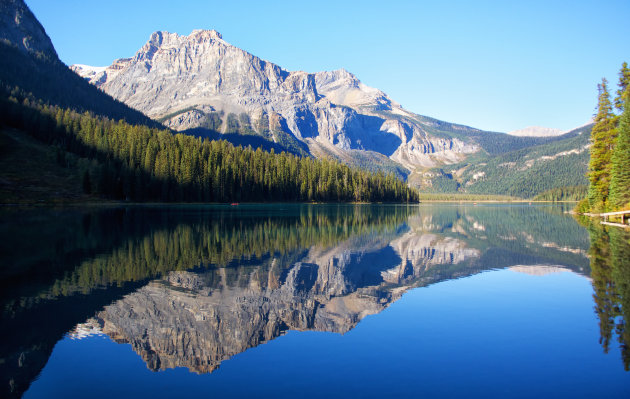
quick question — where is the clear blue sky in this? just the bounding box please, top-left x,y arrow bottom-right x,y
25,0 -> 630,133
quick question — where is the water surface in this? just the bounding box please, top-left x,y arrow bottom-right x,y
1,204 -> 628,398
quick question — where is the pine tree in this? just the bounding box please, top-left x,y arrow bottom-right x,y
588,78 -> 617,211
609,95 -> 630,209
615,62 -> 630,112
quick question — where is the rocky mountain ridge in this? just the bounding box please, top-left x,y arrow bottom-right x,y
0,0 -> 158,128
0,0 -> 56,58
71,29 -> 480,172
507,126 -> 564,137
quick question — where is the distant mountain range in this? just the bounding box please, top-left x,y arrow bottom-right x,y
507,126 -> 565,137
423,124 -> 591,197
1,0 -> 590,198
71,29 -> 590,191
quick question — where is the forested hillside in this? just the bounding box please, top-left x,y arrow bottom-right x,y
414,124 -> 591,199
0,87 -> 417,203
0,43 -> 156,128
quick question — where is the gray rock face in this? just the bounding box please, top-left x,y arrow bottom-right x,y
71,29 -> 479,170
0,0 -> 57,58
507,126 -> 564,137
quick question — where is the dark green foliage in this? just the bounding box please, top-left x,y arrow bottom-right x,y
583,63 -> 630,213
322,149 -> 410,181
0,128 -> 90,203
468,152 -> 589,199
238,113 -> 256,135
426,170 -> 460,193
203,111 -> 224,131
222,112 -> 256,135
0,88 -> 418,203
588,78 -> 617,211
615,62 -> 630,111
467,131 -> 562,156
532,185 -> 588,201
155,106 -> 198,123
424,125 -> 591,199
584,220 -> 630,370
609,97 -> 630,209
226,113 -> 240,133
271,128 -> 311,156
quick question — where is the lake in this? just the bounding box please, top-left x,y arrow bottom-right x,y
1,203 -> 628,398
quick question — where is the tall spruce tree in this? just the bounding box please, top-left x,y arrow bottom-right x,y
615,62 -> 630,112
588,78 -> 617,211
609,96 -> 630,209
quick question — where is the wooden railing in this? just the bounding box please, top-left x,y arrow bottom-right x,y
586,210 -> 630,228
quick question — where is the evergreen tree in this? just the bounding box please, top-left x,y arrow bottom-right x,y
615,62 -> 630,111
0,85 -> 419,204
588,78 -> 616,211
609,96 -> 630,209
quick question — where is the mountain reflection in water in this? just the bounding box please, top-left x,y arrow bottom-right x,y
2,204 -> 627,398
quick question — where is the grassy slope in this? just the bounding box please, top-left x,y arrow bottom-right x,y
0,128 -> 95,204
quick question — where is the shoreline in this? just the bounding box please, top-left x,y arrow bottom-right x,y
0,199 -> 580,208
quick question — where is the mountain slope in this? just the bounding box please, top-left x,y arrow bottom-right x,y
70,30 -> 497,171
0,0 -> 157,126
2,1 -> 589,198
0,0 -> 56,58
418,124 -> 592,198
0,127 -> 89,203
72,29 -> 590,187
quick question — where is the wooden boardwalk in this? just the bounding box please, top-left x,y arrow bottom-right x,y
585,210 -> 630,228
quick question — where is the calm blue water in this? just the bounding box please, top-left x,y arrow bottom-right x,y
1,204 -> 628,398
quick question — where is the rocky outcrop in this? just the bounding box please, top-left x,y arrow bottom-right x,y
71,29 -> 480,170
507,126 -> 564,137
0,0 -> 57,58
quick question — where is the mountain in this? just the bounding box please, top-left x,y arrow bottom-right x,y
2,2 -> 418,204
507,126 -> 564,137
0,0 -> 156,126
420,124 -> 592,198
0,0 -> 168,203
0,0 -> 56,58
72,30 -> 524,174
2,1 -> 590,199
72,29 -> 591,191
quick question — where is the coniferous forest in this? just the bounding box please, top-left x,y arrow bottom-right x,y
0,85 -> 418,203
580,62 -> 630,213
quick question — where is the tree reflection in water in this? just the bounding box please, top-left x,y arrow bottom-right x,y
2,204 -> 610,398
586,219 -> 630,370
